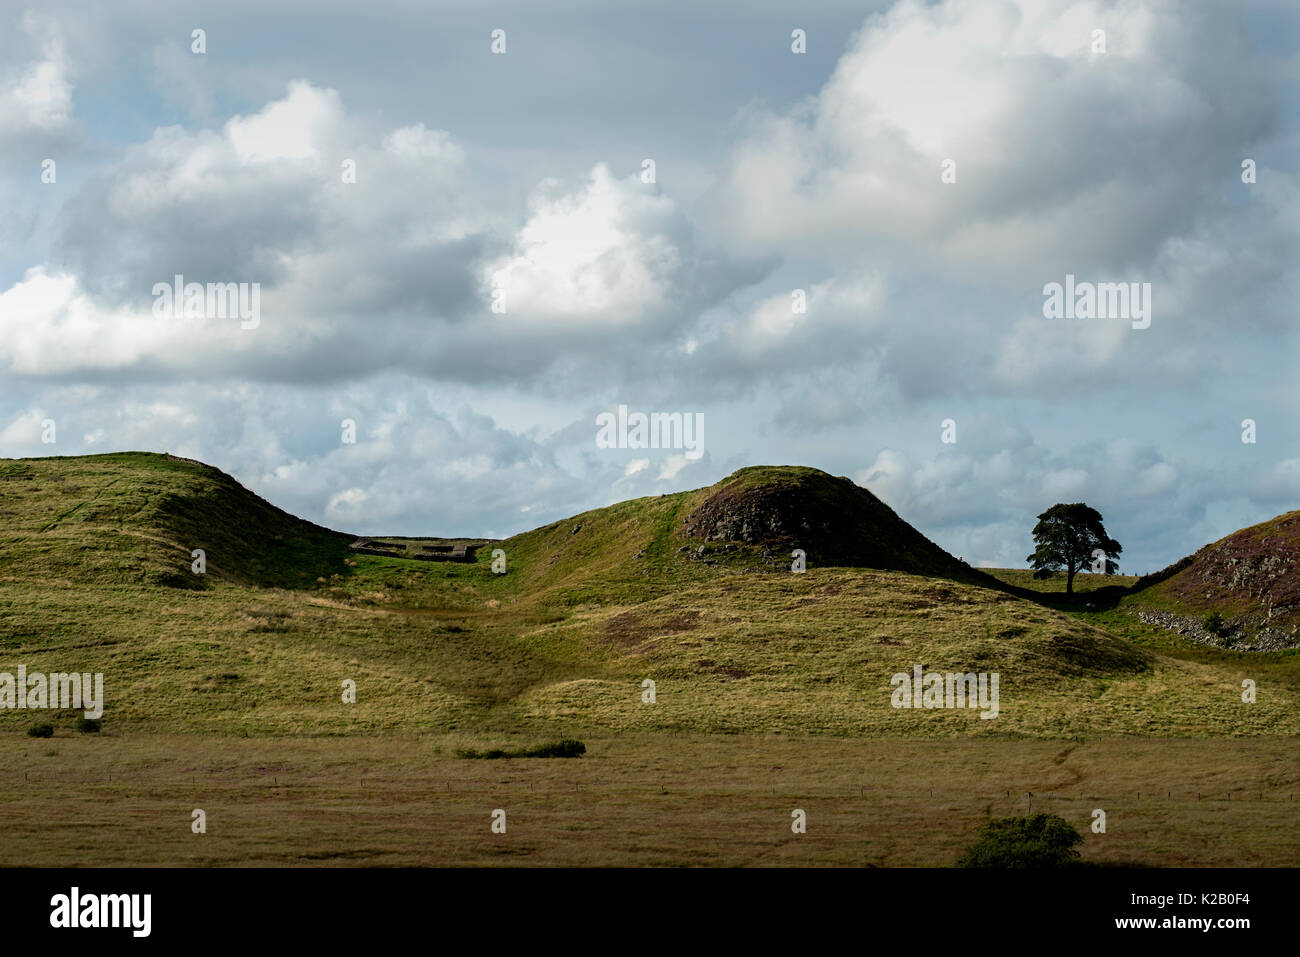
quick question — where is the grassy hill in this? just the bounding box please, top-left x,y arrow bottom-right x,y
676,465 -> 979,578
1,452 -> 1297,738
0,453 -> 351,589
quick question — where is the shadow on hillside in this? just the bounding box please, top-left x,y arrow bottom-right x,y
152,488 -> 359,591
970,571 -> 1134,614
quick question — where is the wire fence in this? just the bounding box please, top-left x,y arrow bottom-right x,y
6,770 -> 1298,805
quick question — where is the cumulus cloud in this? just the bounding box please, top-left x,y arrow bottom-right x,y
483,164 -> 684,328
4,82 -> 761,391
695,0 -> 1296,403
715,0 -> 1274,278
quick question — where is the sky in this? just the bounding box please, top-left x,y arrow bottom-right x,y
1,0 -> 1298,573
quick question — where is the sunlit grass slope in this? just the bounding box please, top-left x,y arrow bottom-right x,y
1,453 -> 1295,737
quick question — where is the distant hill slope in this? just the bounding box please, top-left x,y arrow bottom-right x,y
2,456 -> 971,596
1126,511 -> 1300,648
4,453 -> 1297,737
0,452 -> 351,589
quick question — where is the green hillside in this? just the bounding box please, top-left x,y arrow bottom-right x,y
0,452 -> 351,589
1,452 -> 1296,738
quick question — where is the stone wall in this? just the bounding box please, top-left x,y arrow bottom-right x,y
348,539 -> 484,562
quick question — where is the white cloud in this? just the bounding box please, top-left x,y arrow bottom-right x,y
8,84 -> 756,390
226,80 -> 345,162
481,164 -> 686,328
715,0 -> 1271,281
325,486 -> 368,518
0,268 -> 164,375
658,454 -> 689,481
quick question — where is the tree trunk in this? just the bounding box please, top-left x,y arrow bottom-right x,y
1066,561 -> 1076,596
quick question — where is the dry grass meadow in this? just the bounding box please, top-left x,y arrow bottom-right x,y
1,734 -> 1296,867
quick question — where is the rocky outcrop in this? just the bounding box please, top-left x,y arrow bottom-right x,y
678,466 -> 974,578
1134,609 -> 1299,652
1130,510 -> 1300,642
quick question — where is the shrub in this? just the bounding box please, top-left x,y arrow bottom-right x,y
1203,611 -> 1225,636
455,739 -> 586,759
75,717 -> 101,734
956,813 -> 1085,868
525,738 -> 586,758
26,723 -> 54,738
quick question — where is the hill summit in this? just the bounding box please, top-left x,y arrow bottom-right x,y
680,466 -> 972,577
0,452 -> 350,589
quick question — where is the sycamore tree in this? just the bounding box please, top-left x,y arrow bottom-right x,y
1026,503 -> 1122,596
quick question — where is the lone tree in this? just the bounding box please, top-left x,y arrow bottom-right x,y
1026,503 -> 1121,596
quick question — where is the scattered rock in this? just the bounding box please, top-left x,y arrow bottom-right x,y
1134,609 -> 1298,652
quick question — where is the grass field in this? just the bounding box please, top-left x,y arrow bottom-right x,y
1,734 -> 1295,867
6,568 -> 1298,738
3,453 -> 1298,866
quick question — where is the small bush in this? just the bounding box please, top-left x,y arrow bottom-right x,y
455,739 -> 586,760
75,717 -> 101,734
524,738 -> 586,758
956,813 -> 1085,868
1203,611 -> 1225,636
26,723 -> 54,738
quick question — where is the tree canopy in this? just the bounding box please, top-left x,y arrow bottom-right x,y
1026,502 -> 1122,596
